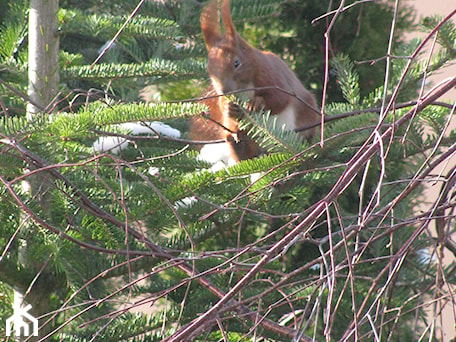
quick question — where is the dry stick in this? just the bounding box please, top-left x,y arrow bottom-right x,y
379,0 -> 400,122
353,109 -> 456,340
328,202 -> 358,338
175,86 -> 454,125
3,14 -> 454,340
29,256 -> 145,341
0,172 -> 151,258
339,79 -> 456,340
174,85 -> 453,118
320,0 -> 346,147
228,198 -> 456,340
90,0 -> 146,68
342,170 -> 452,340
221,139 -> 456,341
296,100 -> 453,133
0,139 -> 313,342
165,67 -> 456,341
170,85 -> 321,116
311,0 -> 376,25
4,91 -> 452,342
347,8 -> 456,170
432,164 -> 456,335
180,87 -> 453,139
2,72 -> 451,141
0,77 -> 46,112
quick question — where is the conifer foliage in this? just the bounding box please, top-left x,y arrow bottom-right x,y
0,0 -> 455,341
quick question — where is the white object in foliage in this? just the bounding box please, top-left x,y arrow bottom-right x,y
198,143 -> 236,169
93,121 -> 181,154
118,121 -> 181,138
174,196 -> 198,210
92,136 -> 129,154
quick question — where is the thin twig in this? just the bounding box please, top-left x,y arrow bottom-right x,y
90,0 -> 147,68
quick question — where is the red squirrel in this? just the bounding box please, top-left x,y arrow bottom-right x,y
190,0 -> 319,162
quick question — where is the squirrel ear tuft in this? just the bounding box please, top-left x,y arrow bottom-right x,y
221,0 -> 237,42
201,0 -> 222,50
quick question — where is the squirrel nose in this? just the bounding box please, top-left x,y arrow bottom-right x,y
220,79 -> 237,94
212,78 -> 237,95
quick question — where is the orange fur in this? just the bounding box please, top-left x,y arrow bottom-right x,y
191,0 -> 319,161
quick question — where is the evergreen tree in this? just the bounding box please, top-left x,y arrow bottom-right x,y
0,0 -> 455,341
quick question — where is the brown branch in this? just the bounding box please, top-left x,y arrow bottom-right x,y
89,0 -> 147,68
295,100 -> 455,133
0,77 -> 46,112
167,85 -> 321,116
91,126 -> 226,145
0,173 -> 153,258
0,137 -> 313,342
166,68 -> 456,341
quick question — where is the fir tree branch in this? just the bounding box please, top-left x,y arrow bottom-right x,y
180,85 -> 321,116
234,138 -> 456,338
0,137 -> 314,342
62,58 -> 206,81
90,0 -> 147,67
295,100 -> 455,133
0,77 -> 46,112
171,86 -> 454,137
165,71 -> 456,342
92,128 -> 226,145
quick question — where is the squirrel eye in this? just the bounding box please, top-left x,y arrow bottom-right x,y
234,58 -> 241,69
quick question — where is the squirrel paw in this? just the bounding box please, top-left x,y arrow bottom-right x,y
224,101 -> 243,119
248,96 -> 266,112
226,132 -> 240,143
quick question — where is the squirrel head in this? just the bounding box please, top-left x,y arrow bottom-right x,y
201,0 -> 256,98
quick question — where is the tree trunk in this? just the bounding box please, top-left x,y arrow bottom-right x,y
27,0 -> 60,117
26,0 -> 60,206
23,1 -> 60,339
